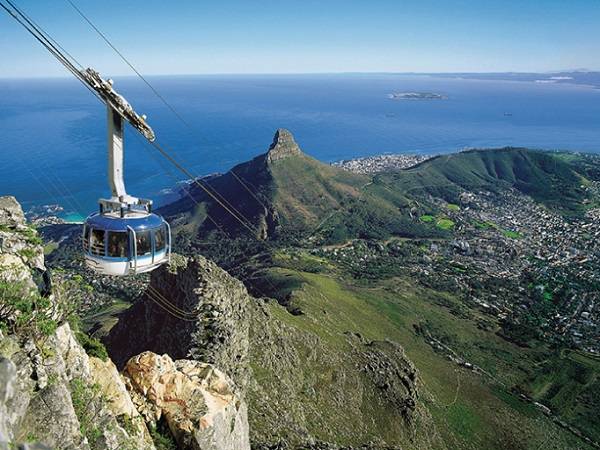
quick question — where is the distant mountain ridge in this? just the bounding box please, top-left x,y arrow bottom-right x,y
160,130 -> 590,244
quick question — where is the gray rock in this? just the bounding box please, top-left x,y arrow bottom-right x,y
0,196 -> 26,228
18,383 -> 86,450
266,129 -> 303,163
0,357 -> 17,444
105,255 -> 251,393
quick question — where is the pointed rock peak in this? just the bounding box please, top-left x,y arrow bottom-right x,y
266,129 -> 302,163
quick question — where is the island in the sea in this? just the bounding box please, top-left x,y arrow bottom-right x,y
389,91 -> 448,100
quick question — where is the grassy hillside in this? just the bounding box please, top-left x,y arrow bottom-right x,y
118,136 -> 600,448
247,268 -> 594,449
375,148 -> 589,215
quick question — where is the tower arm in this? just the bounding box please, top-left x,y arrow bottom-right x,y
80,68 -> 155,142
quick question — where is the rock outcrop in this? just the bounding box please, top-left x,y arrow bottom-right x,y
246,300 -> 432,449
105,254 -> 251,393
0,196 -> 45,279
0,323 -> 156,450
0,196 -> 156,450
1,197 -> 251,450
266,129 -> 303,163
124,352 -> 250,450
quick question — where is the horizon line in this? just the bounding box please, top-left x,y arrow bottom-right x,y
1,69 -> 598,81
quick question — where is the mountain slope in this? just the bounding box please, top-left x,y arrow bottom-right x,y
374,148 -> 588,215
161,133 -> 590,249
160,129 -> 432,244
160,129 -> 374,237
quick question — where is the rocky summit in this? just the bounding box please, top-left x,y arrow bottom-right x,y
266,128 -> 303,163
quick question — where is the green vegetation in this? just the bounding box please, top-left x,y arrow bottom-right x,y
75,330 -> 108,361
70,378 -> 103,446
162,144 -> 600,447
436,218 -> 455,230
117,415 -> 138,438
520,350 -> 600,442
378,148 -> 589,216
43,241 -> 59,255
446,402 -> 481,441
502,229 -> 522,239
149,419 -> 177,450
19,226 -> 43,246
18,248 -> 37,260
0,268 -> 57,337
473,220 -> 497,230
248,269 -> 593,449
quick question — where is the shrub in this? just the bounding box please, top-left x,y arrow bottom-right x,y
75,331 -> 108,361
70,378 -> 103,445
0,270 -> 56,337
150,419 -> 177,450
0,265 -> 83,339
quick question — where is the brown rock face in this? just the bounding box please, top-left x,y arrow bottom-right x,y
266,129 -> 302,163
124,352 -> 250,450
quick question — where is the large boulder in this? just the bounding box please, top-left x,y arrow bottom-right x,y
0,323 -> 157,450
124,351 -> 250,450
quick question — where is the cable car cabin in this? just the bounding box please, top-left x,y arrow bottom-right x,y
82,211 -> 171,276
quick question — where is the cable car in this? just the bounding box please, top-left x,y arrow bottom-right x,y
81,72 -> 171,275
83,208 -> 171,276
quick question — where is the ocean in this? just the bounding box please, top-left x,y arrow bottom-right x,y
0,73 -> 599,220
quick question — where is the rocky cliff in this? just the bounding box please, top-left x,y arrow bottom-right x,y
102,242 -> 427,448
0,197 -> 250,450
104,254 -> 251,393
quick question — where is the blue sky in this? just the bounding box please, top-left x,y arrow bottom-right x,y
1,0 -> 599,77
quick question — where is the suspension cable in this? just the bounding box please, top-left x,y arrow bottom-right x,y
4,0 -> 307,300
2,0 -> 264,236
1,0 -> 90,94
65,0 -> 195,130
144,287 -> 198,322
148,139 -> 261,236
147,285 -> 197,317
64,0 -> 271,223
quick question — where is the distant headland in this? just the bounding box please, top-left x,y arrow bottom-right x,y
388,92 -> 448,100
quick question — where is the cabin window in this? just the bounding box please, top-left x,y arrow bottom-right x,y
107,232 -> 128,258
136,230 -> 152,256
90,229 -> 105,256
82,224 -> 89,251
155,227 -> 166,251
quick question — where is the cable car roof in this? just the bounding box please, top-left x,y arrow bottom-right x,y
85,212 -> 165,232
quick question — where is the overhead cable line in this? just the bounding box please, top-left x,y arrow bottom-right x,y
2,0 -> 262,237
4,1 -> 299,299
0,0 -> 99,103
147,284 -> 198,318
65,0 -> 196,131
64,0 -> 271,226
144,287 -> 198,322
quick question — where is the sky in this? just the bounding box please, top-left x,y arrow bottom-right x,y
0,0 -> 599,77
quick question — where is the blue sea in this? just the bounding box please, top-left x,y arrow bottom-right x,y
1,73 -> 599,220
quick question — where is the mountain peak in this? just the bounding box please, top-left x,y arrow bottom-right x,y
266,128 -> 302,163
